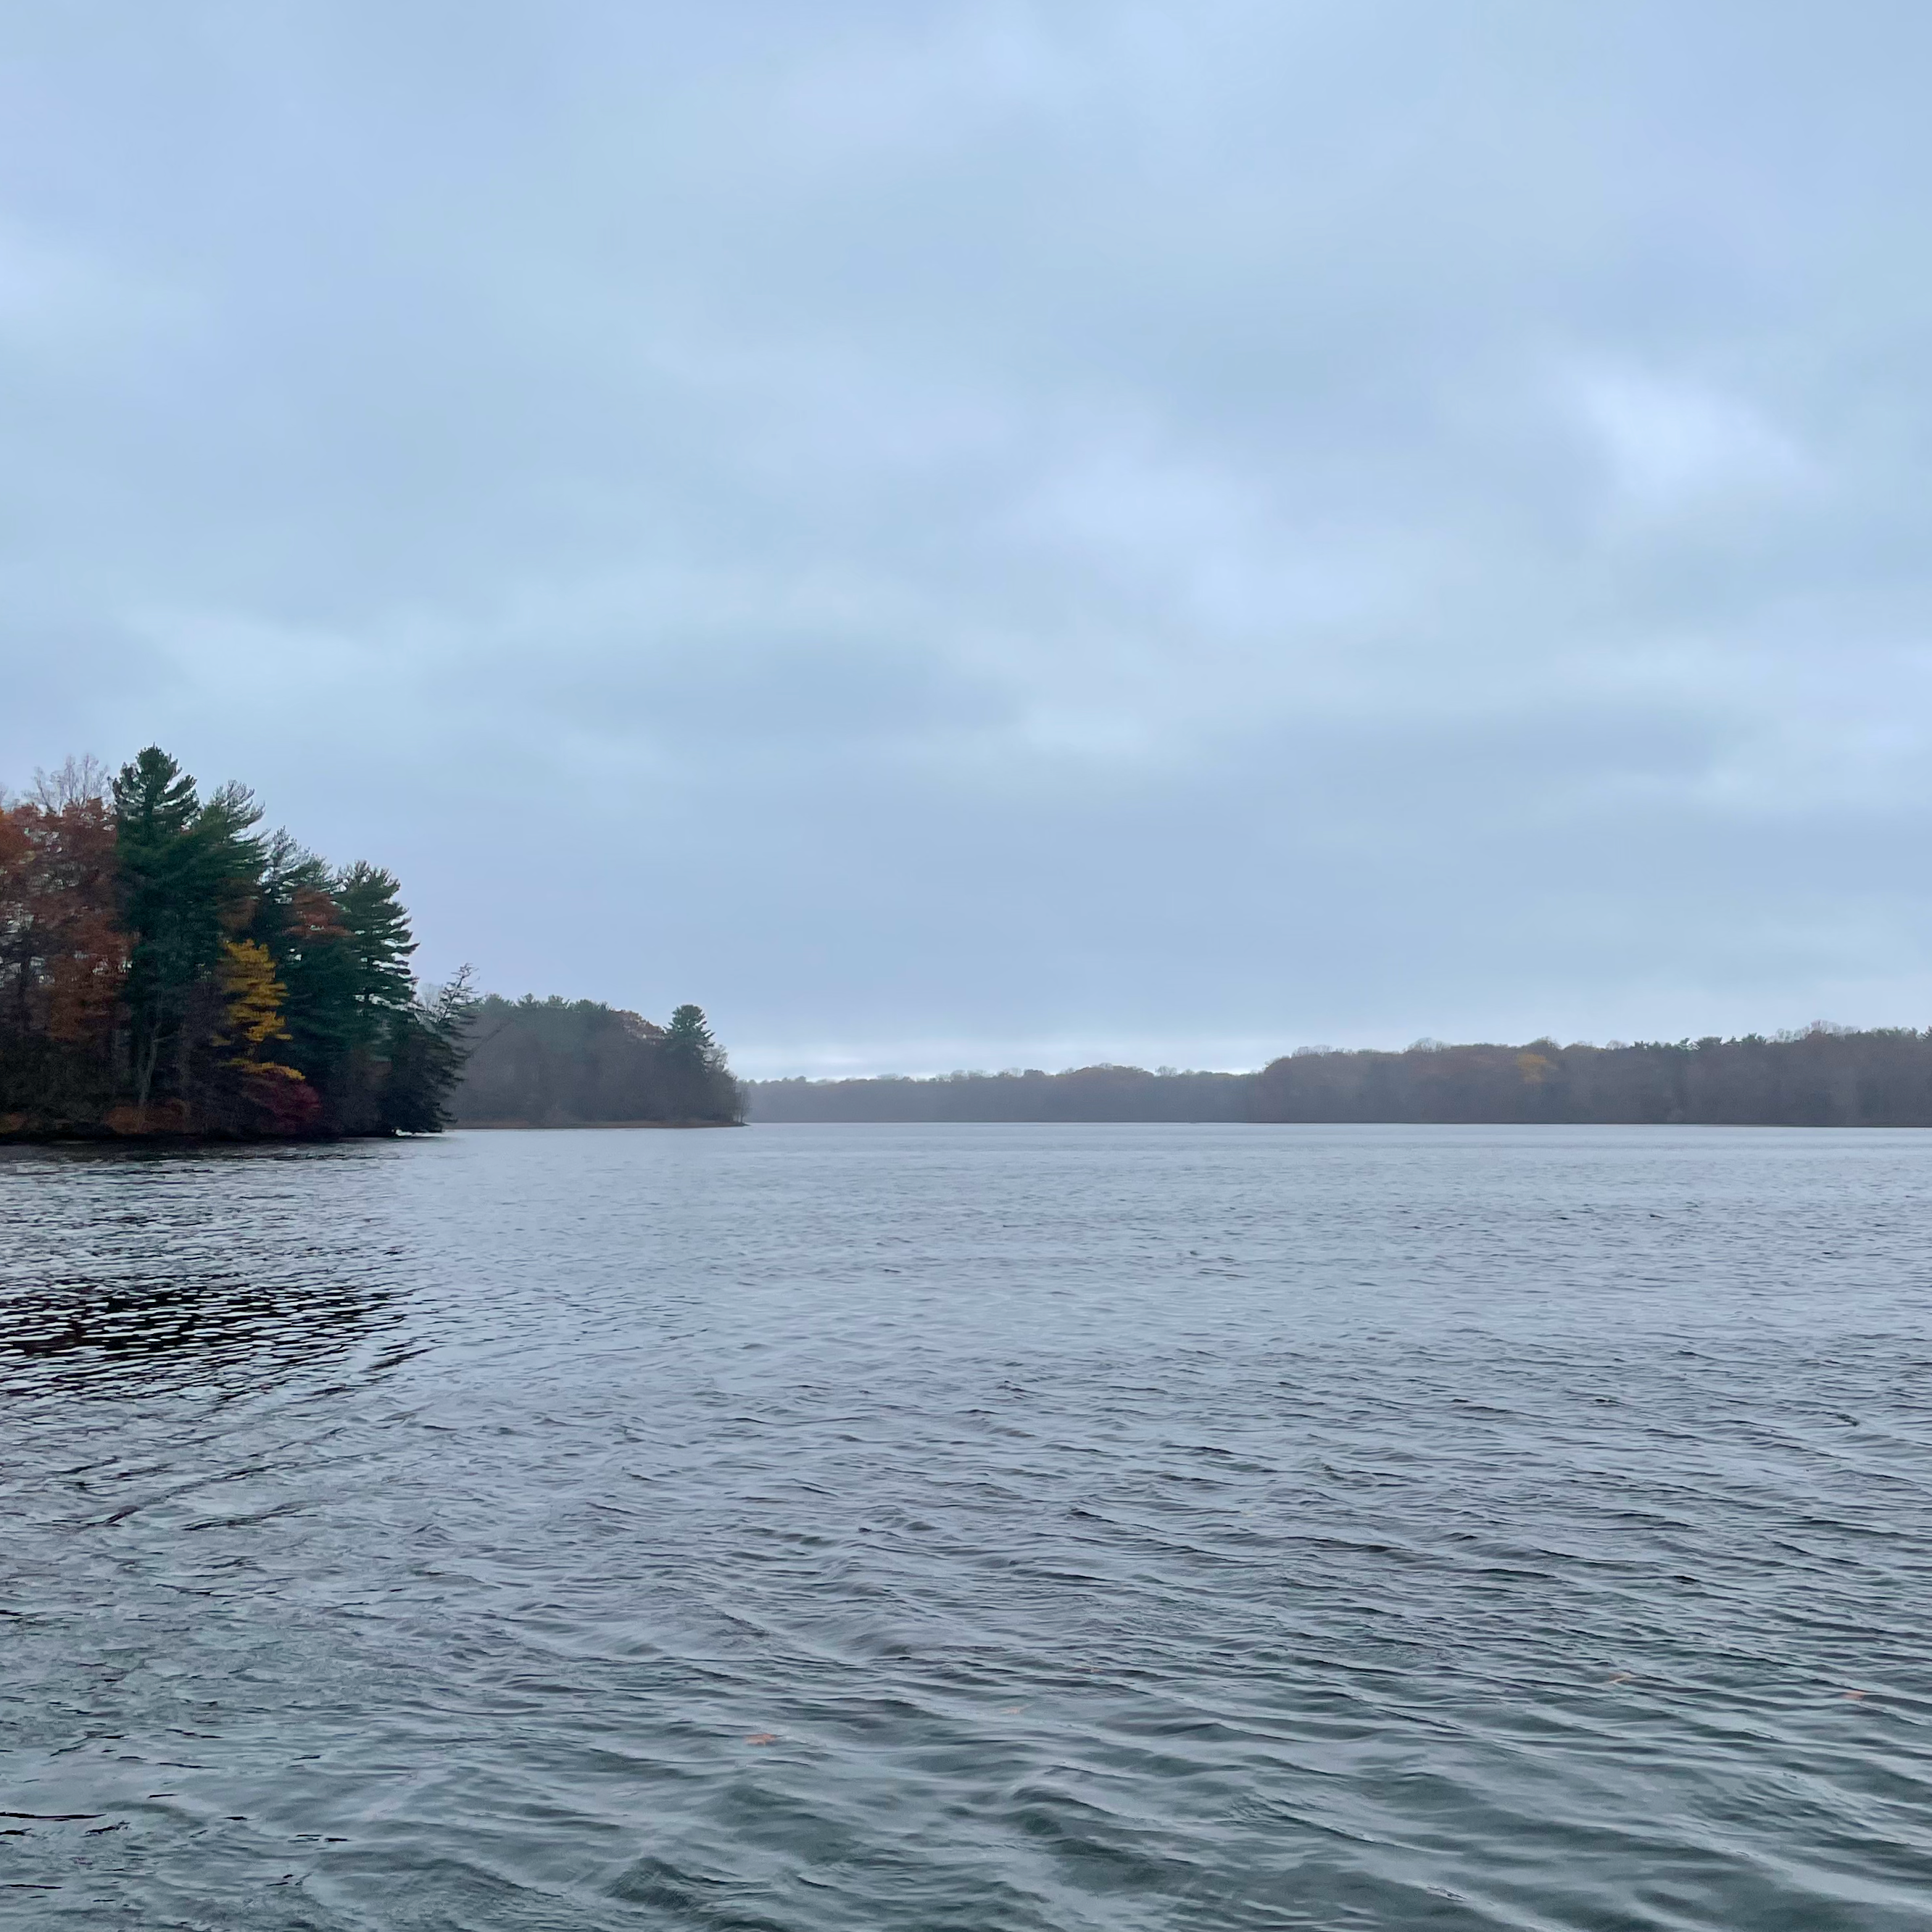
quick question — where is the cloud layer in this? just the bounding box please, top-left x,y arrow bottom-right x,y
6,2 -> 1932,1073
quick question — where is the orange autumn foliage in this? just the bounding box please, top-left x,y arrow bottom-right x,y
0,794 -> 127,1053
288,884 -> 349,945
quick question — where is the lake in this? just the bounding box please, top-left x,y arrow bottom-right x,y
4,1124 -> 1929,1929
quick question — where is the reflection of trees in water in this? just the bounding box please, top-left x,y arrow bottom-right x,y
0,1144 -> 411,1397
1,1272 -> 401,1396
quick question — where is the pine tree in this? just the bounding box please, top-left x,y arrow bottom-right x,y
380,969 -> 478,1132
662,1003 -> 742,1122
335,863 -> 418,1025
112,749 -> 264,1123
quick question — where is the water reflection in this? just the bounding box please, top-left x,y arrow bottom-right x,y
0,1143 -> 409,1396
1,1272 -> 397,1396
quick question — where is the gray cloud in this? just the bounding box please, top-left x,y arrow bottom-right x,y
6,1 -> 1932,1072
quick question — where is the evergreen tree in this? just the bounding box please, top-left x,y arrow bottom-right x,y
112,749 -> 263,1122
335,863 -> 418,1027
252,833 -> 362,1090
381,969 -> 477,1132
663,1003 -> 718,1064
662,1003 -> 742,1122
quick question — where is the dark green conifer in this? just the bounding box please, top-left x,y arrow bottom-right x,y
112,748 -> 262,1121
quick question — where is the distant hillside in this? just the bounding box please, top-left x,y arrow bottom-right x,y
1251,1027 -> 1932,1126
452,997 -> 743,1126
748,1027 -> 1932,1127
750,1065 -> 1251,1123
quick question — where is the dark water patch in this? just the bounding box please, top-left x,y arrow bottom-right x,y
0,1143 -> 413,1403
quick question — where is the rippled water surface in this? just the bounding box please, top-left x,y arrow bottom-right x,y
4,1124 -> 1931,1930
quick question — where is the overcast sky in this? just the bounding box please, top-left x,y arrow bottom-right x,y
5,4 -> 1931,1075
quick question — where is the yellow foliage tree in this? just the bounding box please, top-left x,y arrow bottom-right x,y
218,939 -> 304,1080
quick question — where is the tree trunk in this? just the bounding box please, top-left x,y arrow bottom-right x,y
133,1020 -> 163,1128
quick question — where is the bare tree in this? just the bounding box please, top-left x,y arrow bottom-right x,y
30,755 -> 111,811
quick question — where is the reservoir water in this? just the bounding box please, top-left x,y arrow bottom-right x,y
3,1124 -> 1929,1929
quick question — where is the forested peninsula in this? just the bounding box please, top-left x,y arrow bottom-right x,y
750,1027 -> 1932,1127
2,750 -> 747,1141
451,996 -> 743,1127
0,749 -> 470,1140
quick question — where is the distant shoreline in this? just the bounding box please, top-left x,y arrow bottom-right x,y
455,1119 -> 743,1130
745,1027 -> 1932,1128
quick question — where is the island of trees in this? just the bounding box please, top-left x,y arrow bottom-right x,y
1,749 -> 473,1140
750,1027 -> 1932,1127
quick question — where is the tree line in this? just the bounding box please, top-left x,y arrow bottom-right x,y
451,995 -> 743,1126
1249,1029 -> 1932,1126
1,748 -> 471,1139
750,1065 -> 1251,1122
747,1027 -> 1932,1127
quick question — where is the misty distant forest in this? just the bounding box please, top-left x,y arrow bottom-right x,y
752,1065 -> 1256,1123
1,749 -> 470,1140
452,995 -> 743,1127
750,1028 -> 1932,1127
